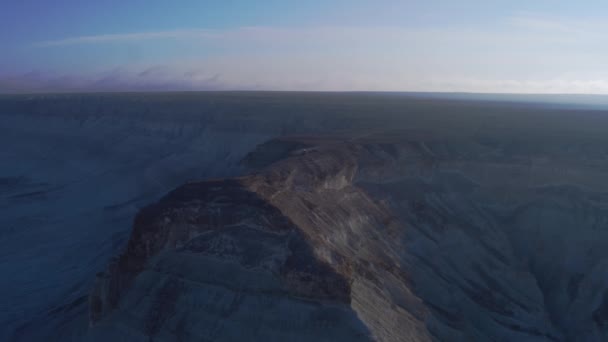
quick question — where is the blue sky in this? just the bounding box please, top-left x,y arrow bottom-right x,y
2,1 -> 608,93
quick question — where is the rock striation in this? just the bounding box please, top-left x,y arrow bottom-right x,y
4,93 -> 608,341
88,131 -> 608,341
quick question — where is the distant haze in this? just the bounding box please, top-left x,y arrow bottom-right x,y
2,1 -> 608,94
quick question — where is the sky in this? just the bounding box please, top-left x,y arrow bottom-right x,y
1,0 -> 608,93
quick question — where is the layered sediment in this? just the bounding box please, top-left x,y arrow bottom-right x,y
89,133 -> 608,341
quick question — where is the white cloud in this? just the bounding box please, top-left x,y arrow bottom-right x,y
507,14 -> 584,33
20,21 -> 608,94
33,29 -> 222,47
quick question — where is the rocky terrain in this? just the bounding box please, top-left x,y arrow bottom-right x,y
88,128 -> 608,341
2,92 -> 608,341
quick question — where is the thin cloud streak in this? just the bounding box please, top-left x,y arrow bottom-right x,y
33,21 -> 605,49
18,18 -> 608,94
33,26 -> 396,47
4,66 -> 608,94
34,29 -> 221,47
0,68 -> 226,93
506,13 -> 603,35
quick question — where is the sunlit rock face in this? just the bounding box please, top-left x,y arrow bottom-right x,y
0,93 -> 396,341
3,92 -> 608,341
89,130 -> 608,341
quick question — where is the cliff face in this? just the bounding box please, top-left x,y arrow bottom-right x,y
88,132 -> 608,342
1,93 -> 414,341
4,94 -> 608,341
88,178 -> 369,341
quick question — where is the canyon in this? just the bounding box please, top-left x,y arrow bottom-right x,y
2,93 -> 608,341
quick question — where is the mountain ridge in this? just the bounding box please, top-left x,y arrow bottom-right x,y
89,132 -> 608,341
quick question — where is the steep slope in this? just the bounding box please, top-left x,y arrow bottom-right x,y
87,131 -> 608,341
0,104 -> 271,341
4,92 -> 608,341
1,92 -> 390,341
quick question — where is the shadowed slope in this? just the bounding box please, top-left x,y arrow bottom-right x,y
90,130 -> 608,341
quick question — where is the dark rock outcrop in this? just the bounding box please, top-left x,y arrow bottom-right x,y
88,132 -> 608,342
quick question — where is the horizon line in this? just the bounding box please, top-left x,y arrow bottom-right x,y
3,89 -> 608,97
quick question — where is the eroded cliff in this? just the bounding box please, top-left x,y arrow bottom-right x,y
88,131 -> 608,341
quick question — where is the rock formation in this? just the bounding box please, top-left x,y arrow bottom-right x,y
88,132 -> 608,341
4,93 -> 608,341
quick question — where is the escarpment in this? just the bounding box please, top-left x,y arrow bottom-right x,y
88,133 -> 608,342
